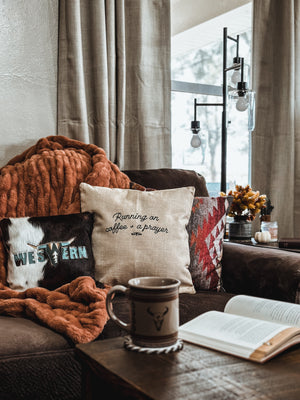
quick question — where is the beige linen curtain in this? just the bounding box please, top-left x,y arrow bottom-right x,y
57,0 -> 171,170
252,0 -> 300,237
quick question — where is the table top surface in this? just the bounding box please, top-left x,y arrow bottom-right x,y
226,238 -> 300,253
76,337 -> 300,400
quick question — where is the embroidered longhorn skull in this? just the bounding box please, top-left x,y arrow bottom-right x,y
28,237 -> 75,266
147,306 -> 169,331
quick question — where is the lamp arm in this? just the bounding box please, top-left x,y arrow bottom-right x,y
224,64 -> 241,73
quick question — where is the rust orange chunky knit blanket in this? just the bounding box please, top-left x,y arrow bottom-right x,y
0,135 -> 135,284
0,276 -> 110,344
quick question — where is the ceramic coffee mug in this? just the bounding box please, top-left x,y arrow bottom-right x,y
106,277 -> 180,348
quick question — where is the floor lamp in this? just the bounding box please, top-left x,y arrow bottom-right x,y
190,27 -> 255,193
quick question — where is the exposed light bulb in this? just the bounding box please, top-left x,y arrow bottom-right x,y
190,133 -> 201,148
236,96 -> 249,112
231,70 -> 241,85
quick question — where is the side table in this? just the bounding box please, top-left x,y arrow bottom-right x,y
76,337 -> 300,400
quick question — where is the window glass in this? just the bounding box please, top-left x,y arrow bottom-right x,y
171,30 -> 252,196
172,92 -> 222,195
172,32 -> 251,86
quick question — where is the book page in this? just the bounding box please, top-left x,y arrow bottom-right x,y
224,295 -> 300,327
178,311 -> 287,359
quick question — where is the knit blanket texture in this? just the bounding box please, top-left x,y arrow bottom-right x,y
0,276 -> 110,343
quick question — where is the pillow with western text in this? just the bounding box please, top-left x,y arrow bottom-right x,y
0,212 -> 94,291
80,184 -> 195,294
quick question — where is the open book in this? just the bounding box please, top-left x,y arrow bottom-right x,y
178,295 -> 300,363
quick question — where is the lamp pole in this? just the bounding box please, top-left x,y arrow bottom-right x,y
221,27 -> 228,194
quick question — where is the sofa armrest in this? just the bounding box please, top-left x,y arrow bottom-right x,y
222,242 -> 300,303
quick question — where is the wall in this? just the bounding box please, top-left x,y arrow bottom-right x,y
0,0 -> 58,167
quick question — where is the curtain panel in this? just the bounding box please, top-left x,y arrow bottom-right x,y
57,0 -> 171,170
252,0 -> 300,237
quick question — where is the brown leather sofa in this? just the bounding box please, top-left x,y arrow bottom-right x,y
0,168 -> 299,400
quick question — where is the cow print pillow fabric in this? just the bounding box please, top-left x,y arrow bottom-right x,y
0,212 -> 95,291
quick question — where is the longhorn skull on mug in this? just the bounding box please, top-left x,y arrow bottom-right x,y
147,307 -> 169,331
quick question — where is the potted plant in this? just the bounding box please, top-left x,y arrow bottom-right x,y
221,185 -> 266,240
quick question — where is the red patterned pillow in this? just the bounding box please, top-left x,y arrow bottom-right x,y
187,197 -> 229,291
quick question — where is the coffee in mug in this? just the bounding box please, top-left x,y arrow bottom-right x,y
106,277 -> 180,348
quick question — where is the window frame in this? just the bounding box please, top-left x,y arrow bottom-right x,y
171,81 -> 222,97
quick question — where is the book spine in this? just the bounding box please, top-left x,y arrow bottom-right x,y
278,240 -> 300,249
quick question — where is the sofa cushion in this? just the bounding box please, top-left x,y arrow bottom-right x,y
0,317 -> 81,400
187,197 -> 228,291
80,184 -> 195,294
0,212 -> 95,291
0,316 -> 72,358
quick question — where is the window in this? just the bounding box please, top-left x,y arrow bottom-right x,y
171,3 -> 253,196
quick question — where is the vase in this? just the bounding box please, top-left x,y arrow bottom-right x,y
228,216 -> 252,241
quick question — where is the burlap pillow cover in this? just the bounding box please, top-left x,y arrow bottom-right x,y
80,184 -> 195,294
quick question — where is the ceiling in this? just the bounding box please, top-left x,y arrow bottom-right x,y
171,0 -> 252,57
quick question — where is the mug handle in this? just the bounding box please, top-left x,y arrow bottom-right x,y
106,285 -> 131,332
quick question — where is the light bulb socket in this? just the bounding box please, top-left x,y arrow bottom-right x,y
237,81 -> 248,90
233,57 -> 243,69
191,120 -> 200,134
237,81 -> 248,96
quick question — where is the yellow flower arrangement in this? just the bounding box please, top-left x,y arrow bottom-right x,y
221,185 -> 266,221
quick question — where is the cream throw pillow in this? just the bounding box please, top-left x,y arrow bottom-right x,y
80,183 -> 195,294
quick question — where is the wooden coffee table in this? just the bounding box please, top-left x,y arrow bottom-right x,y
76,337 -> 300,400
